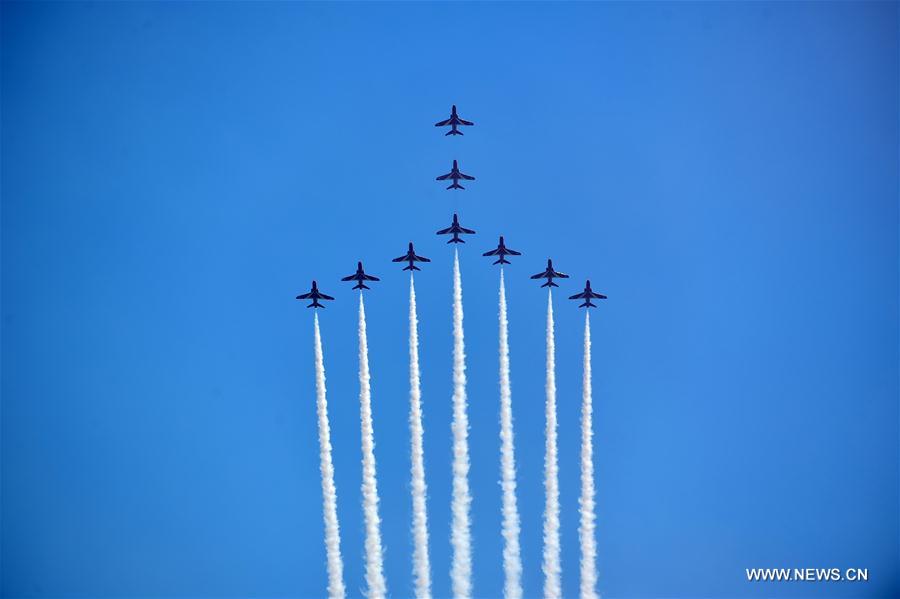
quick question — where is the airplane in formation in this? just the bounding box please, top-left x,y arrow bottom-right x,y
569,280 -> 608,308
341,261 -> 380,290
393,242 -> 431,271
483,236 -> 522,265
434,105 -> 474,136
296,281 -> 334,308
436,213 -> 476,243
436,160 -> 475,190
530,259 -> 570,287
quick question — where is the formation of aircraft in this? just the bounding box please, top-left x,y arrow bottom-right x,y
436,213 -> 477,244
393,242 -> 431,271
436,160 -> 475,190
298,105 -> 608,309
341,261 -> 380,290
434,105 -> 474,136
483,236 -> 521,265
569,280 -> 608,308
530,259 -> 569,288
296,280 -> 334,309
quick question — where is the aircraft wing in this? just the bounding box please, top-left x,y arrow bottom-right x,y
460,226 -> 476,234
319,292 -> 335,300
436,226 -> 453,235
590,291 -> 607,299
569,291 -> 588,300
434,118 -> 452,127
296,292 -> 312,299
459,172 -> 475,180
363,274 -> 380,281
507,249 -> 522,256
530,272 -> 547,279
483,248 -> 501,256
554,271 -> 570,278
340,274 -> 356,281
458,118 -> 474,126
414,255 -> 431,262
436,172 -> 453,181
392,255 -> 407,262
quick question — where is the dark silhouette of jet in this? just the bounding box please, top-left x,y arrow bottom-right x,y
436,213 -> 476,244
436,160 -> 475,190
434,105 -> 474,136
530,259 -> 570,288
392,242 -> 431,271
569,280 -> 608,308
296,280 -> 334,308
483,236 -> 522,265
341,261 -> 380,290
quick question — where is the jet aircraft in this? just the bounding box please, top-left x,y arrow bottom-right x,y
392,242 -> 431,271
482,236 -> 522,265
341,262 -> 380,290
569,280 -> 608,308
436,213 -> 476,244
296,280 -> 334,308
530,259 -> 570,288
436,160 -> 475,190
434,105 -> 474,136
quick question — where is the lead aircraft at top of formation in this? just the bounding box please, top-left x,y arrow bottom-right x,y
434,104 -> 474,136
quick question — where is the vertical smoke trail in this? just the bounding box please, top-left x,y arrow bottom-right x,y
357,294 -> 387,599
408,275 -> 432,599
450,249 -> 473,599
543,290 -> 561,599
579,311 -> 598,599
313,314 -> 347,599
498,270 -> 523,599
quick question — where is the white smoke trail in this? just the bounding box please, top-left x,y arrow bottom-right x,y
357,294 -> 387,599
498,270 -> 523,599
579,311 -> 598,599
450,249 -> 473,599
313,314 -> 347,599
408,275 -> 432,599
543,290 -> 561,599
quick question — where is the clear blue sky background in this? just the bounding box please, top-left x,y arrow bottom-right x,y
2,2 -> 897,598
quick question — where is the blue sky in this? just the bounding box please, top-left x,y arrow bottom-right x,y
2,2 -> 898,598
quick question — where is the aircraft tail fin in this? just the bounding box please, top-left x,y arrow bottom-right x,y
403,264 -> 420,271
447,182 -> 465,190
541,280 -> 559,288
580,299 -> 596,308
445,129 -> 463,136
493,257 -> 510,265
353,282 -> 370,290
